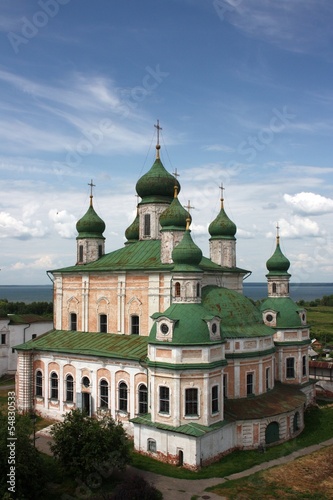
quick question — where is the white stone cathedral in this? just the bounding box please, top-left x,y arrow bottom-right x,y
15,128 -> 315,469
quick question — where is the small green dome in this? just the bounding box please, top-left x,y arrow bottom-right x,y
266,241 -> 290,275
76,203 -> 106,239
136,157 -> 180,203
160,196 -> 190,230
125,212 -> 139,243
260,297 -> 305,328
172,230 -> 202,271
209,206 -> 236,239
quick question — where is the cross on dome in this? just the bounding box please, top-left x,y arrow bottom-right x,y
88,179 -> 96,206
154,120 -> 162,159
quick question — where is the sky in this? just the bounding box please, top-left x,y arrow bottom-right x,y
0,0 -> 332,285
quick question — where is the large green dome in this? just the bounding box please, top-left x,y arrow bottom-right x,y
76,203 -> 106,239
160,196 -> 190,230
202,286 -> 273,338
209,206 -> 236,239
172,230 -> 202,271
136,157 -> 180,203
266,242 -> 290,275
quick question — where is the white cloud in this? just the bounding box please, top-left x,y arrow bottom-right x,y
284,192 -> 333,215
49,209 -> 77,239
0,210 -> 48,239
11,255 -> 53,270
266,215 -> 324,239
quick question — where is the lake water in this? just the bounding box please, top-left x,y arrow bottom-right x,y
0,283 -> 332,304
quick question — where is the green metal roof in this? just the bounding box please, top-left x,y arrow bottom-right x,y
224,382 -> 306,420
209,205 -> 236,240
150,303 -> 219,345
131,413 -> 229,437
76,203 -> 106,240
202,286 -> 274,338
266,241 -> 290,276
14,329 -> 148,361
50,240 -> 249,275
7,314 -> 52,325
260,297 -> 307,328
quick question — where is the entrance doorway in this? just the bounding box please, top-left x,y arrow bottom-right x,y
265,421 -> 279,444
178,449 -> 184,466
82,392 -> 91,416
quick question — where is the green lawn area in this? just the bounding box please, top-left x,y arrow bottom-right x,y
307,306 -> 333,345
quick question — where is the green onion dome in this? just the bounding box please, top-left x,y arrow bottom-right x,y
172,228 -> 202,271
136,151 -> 180,203
76,200 -> 106,239
209,202 -> 236,240
266,240 -> 290,275
160,190 -> 191,230
125,212 -> 139,244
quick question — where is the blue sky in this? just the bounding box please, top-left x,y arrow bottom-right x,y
0,0 -> 332,285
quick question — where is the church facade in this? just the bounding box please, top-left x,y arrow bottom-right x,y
15,137 -> 315,469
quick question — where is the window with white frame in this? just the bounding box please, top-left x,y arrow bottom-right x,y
119,382 -> 128,412
131,315 -> 140,335
246,372 -> 254,396
147,438 -> 156,452
302,355 -> 307,376
100,379 -> 109,408
50,372 -> 58,400
138,384 -> 148,414
286,358 -> 295,378
70,313 -> 77,331
159,386 -> 170,414
211,385 -> 219,413
66,374 -> 74,402
35,370 -> 43,397
185,388 -> 198,416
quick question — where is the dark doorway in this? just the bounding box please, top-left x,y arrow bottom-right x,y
265,421 -> 279,444
178,450 -> 184,466
82,392 -> 90,416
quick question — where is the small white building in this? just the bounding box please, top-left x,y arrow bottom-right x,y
0,314 -> 52,376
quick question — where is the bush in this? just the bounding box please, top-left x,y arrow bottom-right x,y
50,409 -> 132,480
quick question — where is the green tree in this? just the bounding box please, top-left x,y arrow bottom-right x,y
0,411 -> 46,499
50,409 -> 131,480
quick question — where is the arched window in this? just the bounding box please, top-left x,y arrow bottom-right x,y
82,376 -> 90,388
196,282 -> 200,297
100,380 -> 109,408
35,370 -> 43,397
100,314 -> 107,333
175,282 -> 181,297
70,313 -> 77,331
50,372 -> 58,400
147,439 -> 156,452
98,244 -> 103,258
144,214 -> 151,237
138,384 -> 148,414
119,382 -> 128,412
272,283 -> 277,293
66,374 -> 74,402
79,245 -> 83,262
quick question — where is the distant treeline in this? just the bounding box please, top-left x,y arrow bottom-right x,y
0,299 -> 53,318
297,295 -> 333,307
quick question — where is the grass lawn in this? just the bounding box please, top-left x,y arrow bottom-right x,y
307,306 -> 333,344
132,402 -> 333,480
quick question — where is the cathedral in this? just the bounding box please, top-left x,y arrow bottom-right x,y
15,129 -> 315,469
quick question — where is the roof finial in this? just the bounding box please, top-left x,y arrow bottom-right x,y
88,179 -> 96,207
219,183 -> 225,209
154,119 -> 162,159
276,222 -> 280,244
185,200 -> 195,230
173,169 -> 180,198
